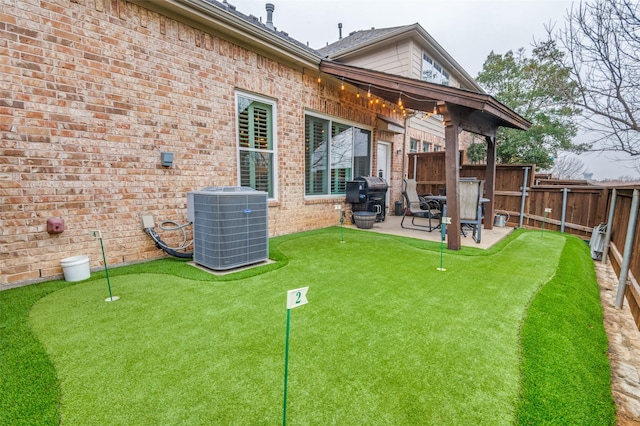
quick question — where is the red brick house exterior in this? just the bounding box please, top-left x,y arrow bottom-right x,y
1,0 -> 407,286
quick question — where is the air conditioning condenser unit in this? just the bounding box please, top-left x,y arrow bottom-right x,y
187,187 -> 268,270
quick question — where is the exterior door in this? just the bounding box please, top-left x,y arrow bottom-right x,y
377,142 -> 391,213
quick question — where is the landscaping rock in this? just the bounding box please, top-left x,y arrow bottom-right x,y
595,262 -> 640,425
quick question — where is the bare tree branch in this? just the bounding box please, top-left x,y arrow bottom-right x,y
551,154 -> 586,179
553,0 -> 640,155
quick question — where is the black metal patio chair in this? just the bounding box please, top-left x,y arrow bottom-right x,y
401,178 -> 442,232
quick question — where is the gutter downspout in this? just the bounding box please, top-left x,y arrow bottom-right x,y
402,116 -> 408,181
615,189 -> 640,309
402,113 -> 419,181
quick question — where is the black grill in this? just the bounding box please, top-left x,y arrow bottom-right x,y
346,176 -> 388,221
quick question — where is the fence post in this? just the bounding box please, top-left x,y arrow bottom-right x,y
519,167 -> 529,228
615,189 -> 640,309
601,188 -> 617,264
561,187 -> 569,233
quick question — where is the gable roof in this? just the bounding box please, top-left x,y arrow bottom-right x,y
139,1 -> 526,133
318,23 -> 483,93
143,3 -> 482,94
317,26 -> 408,57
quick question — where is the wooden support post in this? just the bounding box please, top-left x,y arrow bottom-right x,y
484,135 -> 496,230
443,103 -> 462,250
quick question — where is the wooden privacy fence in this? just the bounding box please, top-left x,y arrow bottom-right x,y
603,187 -> 640,330
408,152 -> 609,239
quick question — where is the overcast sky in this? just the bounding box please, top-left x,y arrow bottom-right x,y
229,0 -> 638,180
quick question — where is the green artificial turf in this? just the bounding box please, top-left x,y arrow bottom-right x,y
0,279 -> 76,426
516,235 -> 616,424
1,228 -> 615,425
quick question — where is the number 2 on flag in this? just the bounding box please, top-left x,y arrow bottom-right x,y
286,287 -> 309,309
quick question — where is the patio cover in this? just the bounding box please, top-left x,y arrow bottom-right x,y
319,60 -> 531,250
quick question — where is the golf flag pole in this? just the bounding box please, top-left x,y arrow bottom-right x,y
335,204 -> 345,243
283,286 -> 309,426
438,217 -> 450,271
92,230 -> 119,302
542,208 -> 551,238
282,308 -> 291,426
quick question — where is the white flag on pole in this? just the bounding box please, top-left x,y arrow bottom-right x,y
286,287 -> 309,309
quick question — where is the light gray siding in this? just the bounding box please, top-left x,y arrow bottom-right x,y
448,74 -> 462,89
409,116 -> 445,138
410,40 -> 423,80
340,39 -> 413,78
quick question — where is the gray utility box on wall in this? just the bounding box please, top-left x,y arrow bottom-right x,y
187,187 -> 268,270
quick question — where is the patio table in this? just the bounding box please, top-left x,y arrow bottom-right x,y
425,195 -> 490,239
424,195 -> 490,215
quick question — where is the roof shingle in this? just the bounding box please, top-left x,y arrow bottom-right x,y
317,26 -> 411,58
202,0 -> 322,58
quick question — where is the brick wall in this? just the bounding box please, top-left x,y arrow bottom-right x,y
0,0 -> 404,286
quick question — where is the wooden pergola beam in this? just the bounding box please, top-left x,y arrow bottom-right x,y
319,60 -> 531,250
320,61 -> 530,131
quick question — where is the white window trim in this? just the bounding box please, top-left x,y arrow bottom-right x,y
409,138 -> 419,154
235,90 -> 278,200
304,110 -> 373,200
422,52 -> 450,86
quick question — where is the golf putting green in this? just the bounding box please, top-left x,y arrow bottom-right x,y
30,231 -> 565,425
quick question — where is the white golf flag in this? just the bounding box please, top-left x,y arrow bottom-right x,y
286,287 -> 309,309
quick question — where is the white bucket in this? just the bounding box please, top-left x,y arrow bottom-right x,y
60,255 -> 91,282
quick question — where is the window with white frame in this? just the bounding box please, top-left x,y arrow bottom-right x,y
434,145 -> 442,152
422,52 -> 450,86
236,92 -> 276,198
410,138 -> 419,153
305,113 -> 371,196
422,141 -> 432,152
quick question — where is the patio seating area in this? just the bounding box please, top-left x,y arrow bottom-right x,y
348,214 -> 514,249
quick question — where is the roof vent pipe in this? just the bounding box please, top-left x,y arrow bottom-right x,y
265,3 -> 275,30
338,23 -> 343,40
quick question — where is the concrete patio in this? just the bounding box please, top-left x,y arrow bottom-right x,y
346,214 -> 514,250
